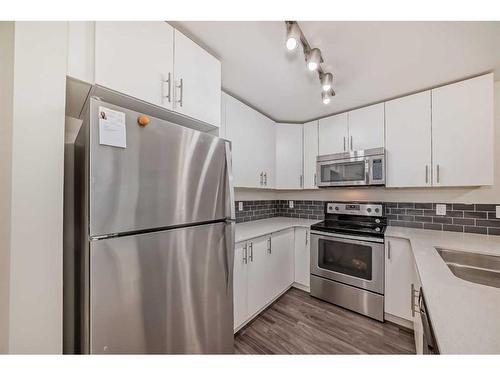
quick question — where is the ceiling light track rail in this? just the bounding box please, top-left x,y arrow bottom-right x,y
285,21 -> 336,104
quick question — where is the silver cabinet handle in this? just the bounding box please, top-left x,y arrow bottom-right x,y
249,242 -> 253,262
350,136 -> 353,151
343,136 -> 346,151
436,164 -> 440,184
243,243 -> 248,264
387,240 -> 391,260
267,237 -> 272,254
162,72 -> 172,103
264,172 -> 267,186
411,283 -> 420,317
260,172 -> 263,186
299,175 -> 303,188
176,78 -> 183,107
305,230 -> 308,245
314,173 -> 317,186
425,165 -> 429,184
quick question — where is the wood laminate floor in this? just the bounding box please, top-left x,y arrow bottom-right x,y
234,287 -> 416,354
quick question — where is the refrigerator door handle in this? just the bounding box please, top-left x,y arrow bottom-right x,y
224,221 -> 235,292
224,141 -> 236,221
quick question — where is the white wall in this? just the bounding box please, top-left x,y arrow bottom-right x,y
6,22 -> 68,354
235,81 -> 500,204
0,21 -> 15,354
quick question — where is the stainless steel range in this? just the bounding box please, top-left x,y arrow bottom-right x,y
310,202 -> 387,321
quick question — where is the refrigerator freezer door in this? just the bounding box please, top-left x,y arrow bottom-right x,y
89,222 -> 234,354
89,99 -> 230,236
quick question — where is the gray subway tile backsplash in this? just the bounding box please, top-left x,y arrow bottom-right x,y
234,199 -> 500,236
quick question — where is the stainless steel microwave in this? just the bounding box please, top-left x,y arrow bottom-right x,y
316,147 -> 385,187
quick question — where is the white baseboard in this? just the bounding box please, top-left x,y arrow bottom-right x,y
291,282 -> 310,293
384,312 -> 414,330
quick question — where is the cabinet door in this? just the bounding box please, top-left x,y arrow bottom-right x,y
303,121 -> 319,189
385,237 -> 415,321
318,113 -> 348,155
294,227 -> 310,287
173,29 -> 221,127
431,73 -> 494,186
95,22 -> 174,110
233,242 -> 248,330
224,95 -> 262,188
347,103 -> 385,151
247,236 -> 271,318
269,229 -> 295,298
275,124 -> 303,189
259,114 -> 276,189
385,91 -> 432,187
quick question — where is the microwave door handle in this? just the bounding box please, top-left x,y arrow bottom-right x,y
365,159 -> 371,184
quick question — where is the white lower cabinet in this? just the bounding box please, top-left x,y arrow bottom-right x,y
294,227 -> 310,288
233,242 -> 248,329
384,237 -> 415,321
233,229 -> 295,331
384,236 -> 425,353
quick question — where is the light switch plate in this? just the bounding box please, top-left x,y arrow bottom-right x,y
238,202 -> 243,211
289,200 -> 294,209
436,204 -> 447,216
496,206 -> 500,219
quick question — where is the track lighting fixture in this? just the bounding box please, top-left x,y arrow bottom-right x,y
286,22 -> 301,51
321,73 -> 333,92
284,21 -> 336,103
322,91 -> 332,105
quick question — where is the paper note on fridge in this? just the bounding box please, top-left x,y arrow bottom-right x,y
98,106 -> 127,148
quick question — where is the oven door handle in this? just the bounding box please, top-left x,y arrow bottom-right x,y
310,230 -> 385,244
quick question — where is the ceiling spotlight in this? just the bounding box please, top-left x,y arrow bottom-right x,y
307,48 -> 322,71
322,91 -> 332,105
321,73 -> 333,92
286,22 -> 301,51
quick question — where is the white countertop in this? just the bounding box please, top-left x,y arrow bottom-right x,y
385,227 -> 500,354
235,217 -> 320,243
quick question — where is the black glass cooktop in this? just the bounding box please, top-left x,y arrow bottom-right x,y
311,219 -> 387,238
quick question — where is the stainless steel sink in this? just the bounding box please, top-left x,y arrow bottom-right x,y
436,248 -> 500,288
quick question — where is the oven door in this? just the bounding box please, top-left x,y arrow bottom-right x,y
316,157 -> 369,187
310,231 -> 384,294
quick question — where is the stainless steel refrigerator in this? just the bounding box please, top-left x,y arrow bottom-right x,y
64,92 -> 235,354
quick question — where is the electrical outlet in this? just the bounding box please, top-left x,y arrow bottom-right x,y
496,206 -> 500,219
238,202 -> 243,211
289,200 -> 294,209
436,204 -> 447,216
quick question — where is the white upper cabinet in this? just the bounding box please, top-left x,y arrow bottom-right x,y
95,22 -> 175,110
303,120 -> 319,189
431,73 -> 494,187
347,103 -> 385,151
318,113 -> 348,155
275,124 -> 303,189
173,29 -> 221,127
385,91 -> 432,187
224,94 -> 275,188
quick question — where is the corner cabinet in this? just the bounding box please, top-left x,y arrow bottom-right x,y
275,123 -> 303,189
303,121 -> 319,189
224,94 -> 275,189
233,229 -> 294,332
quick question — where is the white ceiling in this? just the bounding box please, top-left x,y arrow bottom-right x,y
173,21 -> 500,123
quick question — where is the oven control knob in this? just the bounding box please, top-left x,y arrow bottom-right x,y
367,208 -> 372,213
375,208 -> 380,213
335,206 -> 339,211
375,227 -> 381,232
